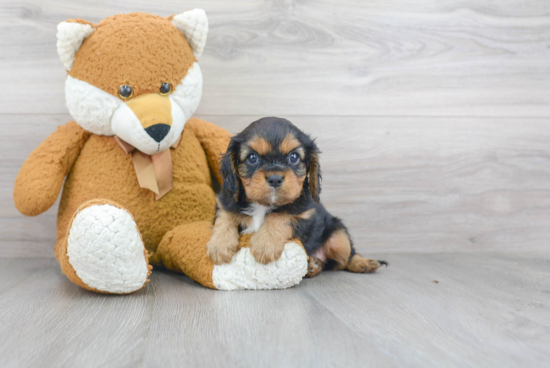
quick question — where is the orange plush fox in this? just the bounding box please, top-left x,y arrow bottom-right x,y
13,10 -> 307,294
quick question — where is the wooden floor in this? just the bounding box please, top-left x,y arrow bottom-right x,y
0,253 -> 549,368
2,1 -> 550,366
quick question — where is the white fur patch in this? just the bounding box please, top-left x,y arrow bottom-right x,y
111,99 -> 184,155
67,204 -> 149,294
171,62 -> 203,120
56,22 -> 94,70
167,95 -> 185,146
65,75 -> 120,136
212,242 -> 308,290
64,62 -> 202,154
241,203 -> 273,234
172,9 -> 208,57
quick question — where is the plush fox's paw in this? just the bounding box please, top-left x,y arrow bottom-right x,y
66,203 -> 150,294
211,242 -> 308,290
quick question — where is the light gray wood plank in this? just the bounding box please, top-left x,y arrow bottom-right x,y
1,0 -> 550,116
0,258 -> 51,294
3,114 -> 550,256
303,253 -> 550,367
0,254 -> 548,367
142,270 -> 391,367
0,259 -> 153,368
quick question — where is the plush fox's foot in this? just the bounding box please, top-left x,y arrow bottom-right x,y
212,241 -> 308,290
59,200 -> 151,294
153,222 -> 309,291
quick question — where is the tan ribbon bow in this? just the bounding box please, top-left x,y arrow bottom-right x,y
114,135 -> 182,200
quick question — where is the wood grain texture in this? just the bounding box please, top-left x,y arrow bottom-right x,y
4,114 -> 550,256
0,254 -> 548,367
1,0 -> 550,116
2,0 -> 550,256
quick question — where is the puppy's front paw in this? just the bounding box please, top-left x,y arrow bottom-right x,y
249,235 -> 286,265
207,235 -> 239,265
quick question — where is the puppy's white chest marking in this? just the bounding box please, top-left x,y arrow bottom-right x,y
241,203 -> 273,234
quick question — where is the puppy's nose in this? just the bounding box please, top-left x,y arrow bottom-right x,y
267,175 -> 283,188
145,124 -> 171,142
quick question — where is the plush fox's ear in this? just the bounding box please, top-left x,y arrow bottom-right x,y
56,20 -> 94,71
171,9 -> 209,57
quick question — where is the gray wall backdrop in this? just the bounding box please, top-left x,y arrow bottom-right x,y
2,0 -> 549,257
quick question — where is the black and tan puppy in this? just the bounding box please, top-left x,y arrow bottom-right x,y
206,117 -> 387,277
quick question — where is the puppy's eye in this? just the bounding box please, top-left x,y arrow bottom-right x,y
247,153 -> 259,165
159,83 -> 171,95
118,85 -> 133,100
288,152 -> 300,165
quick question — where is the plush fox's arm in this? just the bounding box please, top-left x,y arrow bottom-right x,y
14,121 -> 90,216
185,118 -> 231,184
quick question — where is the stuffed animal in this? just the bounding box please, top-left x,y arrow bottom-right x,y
13,10 -> 307,294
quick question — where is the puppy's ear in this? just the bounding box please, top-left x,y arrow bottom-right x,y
308,144 -> 322,202
220,139 -> 241,201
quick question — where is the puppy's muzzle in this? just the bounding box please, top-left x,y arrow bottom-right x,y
266,174 -> 283,188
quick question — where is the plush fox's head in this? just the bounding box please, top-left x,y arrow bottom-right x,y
57,11 -> 208,154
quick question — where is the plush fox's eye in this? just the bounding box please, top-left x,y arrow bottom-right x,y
159,83 -> 171,95
288,152 -> 300,165
247,153 -> 259,165
118,85 -> 133,100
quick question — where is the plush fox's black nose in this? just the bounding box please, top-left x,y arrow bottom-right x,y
267,175 -> 283,188
145,124 -> 170,142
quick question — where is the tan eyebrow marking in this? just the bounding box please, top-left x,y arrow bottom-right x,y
248,135 -> 272,156
279,134 -> 301,154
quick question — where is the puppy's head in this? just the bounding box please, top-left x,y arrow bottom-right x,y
220,117 -> 321,206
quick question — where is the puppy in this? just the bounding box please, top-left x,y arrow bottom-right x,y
206,117 -> 387,277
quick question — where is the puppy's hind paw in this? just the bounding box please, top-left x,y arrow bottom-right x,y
305,256 -> 325,278
346,255 -> 385,274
